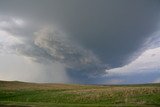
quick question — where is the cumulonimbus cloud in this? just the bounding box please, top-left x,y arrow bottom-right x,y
33,27 -> 105,75
0,17 -> 106,80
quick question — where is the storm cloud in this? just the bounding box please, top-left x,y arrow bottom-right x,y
0,0 -> 160,84
0,17 -> 106,83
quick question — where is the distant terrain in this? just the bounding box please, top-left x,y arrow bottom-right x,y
0,80 -> 160,107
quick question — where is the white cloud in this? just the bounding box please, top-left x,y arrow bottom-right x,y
0,29 -> 22,45
12,18 -> 25,26
0,21 -> 10,28
0,29 -> 23,54
0,16 -> 26,53
0,16 -> 26,29
106,31 -> 160,76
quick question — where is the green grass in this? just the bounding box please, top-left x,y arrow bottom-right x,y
0,81 -> 160,107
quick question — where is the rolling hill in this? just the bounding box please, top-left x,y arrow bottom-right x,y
0,80 -> 160,107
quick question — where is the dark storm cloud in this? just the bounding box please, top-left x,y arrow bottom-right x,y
0,0 -> 159,68
0,0 -> 160,83
33,27 -> 105,75
0,18 -> 105,79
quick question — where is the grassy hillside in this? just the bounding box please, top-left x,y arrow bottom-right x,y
0,81 -> 160,107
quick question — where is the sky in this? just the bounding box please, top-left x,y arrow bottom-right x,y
0,0 -> 160,84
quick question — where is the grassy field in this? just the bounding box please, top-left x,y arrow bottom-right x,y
0,81 -> 160,107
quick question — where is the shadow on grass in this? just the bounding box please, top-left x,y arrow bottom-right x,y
0,105 -> 31,107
